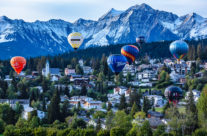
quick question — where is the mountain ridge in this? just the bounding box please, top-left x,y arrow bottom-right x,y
0,3 -> 207,59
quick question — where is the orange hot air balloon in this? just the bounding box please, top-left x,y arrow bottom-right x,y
10,56 -> 26,74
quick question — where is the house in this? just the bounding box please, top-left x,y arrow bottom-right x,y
84,101 -> 102,109
65,68 -> 76,76
79,59 -> 84,67
107,81 -> 115,87
4,75 -> 12,84
73,78 -> 89,86
194,72 -> 204,78
0,99 -> 30,105
33,86 -> 43,93
146,95 -> 165,107
32,71 -> 39,76
88,119 -> 106,129
51,75 -> 60,82
148,111 -> 164,119
148,117 -> 164,129
60,95 -> 69,102
129,81 -> 139,86
22,104 -> 45,120
69,96 -> 94,107
185,90 -> 200,102
139,83 -> 152,87
42,60 -> 61,77
82,66 -> 93,75
70,75 -> 82,82
113,86 -> 127,95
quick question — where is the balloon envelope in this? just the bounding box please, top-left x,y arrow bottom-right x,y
10,56 -> 26,74
67,32 -> 84,50
107,54 -> 127,75
136,36 -> 145,45
164,86 -> 183,103
121,45 -> 139,65
169,40 -> 189,61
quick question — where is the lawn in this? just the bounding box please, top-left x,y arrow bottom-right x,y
155,107 -> 164,112
108,89 -> 113,94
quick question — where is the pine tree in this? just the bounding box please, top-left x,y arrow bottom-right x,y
197,84 -> 207,129
64,86 -> 70,97
185,90 -> 198,134
130,102 -> 138,117
80,85 -> 87,96
107,102 -> 112,111
96,118 -> 102,131
197,44 -> 203,60
129,90 -> 141,110
48,90 -> 60,123
119,94 -> 127,111
105,110 -> 114,130
143,97 -> 151,115
138,121 -> 152,136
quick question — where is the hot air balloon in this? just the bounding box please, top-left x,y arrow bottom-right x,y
10,56 -> 26,75
136,36 -> 145,45
169,40 -> 189,61
164,86 -> 183,104
67,32 -> 84,50
121,45 -> 139,65
107,54 -> 127,75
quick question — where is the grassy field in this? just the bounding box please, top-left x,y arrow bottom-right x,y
108,89 -> 113,94
155,107 -> 164,112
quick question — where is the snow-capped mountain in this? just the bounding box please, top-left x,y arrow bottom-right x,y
0,3 -> 207,59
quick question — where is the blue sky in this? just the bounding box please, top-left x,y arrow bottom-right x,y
0,0 -> 207,22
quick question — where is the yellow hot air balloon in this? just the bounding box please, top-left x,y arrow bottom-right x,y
67,32 -> 84,50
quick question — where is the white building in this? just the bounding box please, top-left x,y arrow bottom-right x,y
65,68 -> 76,76
113,86 -> 127,95
146,95 -> 166,107
185,90 -> 200,102
82,66 -> 93,75
42,60 -> 61,77
22,104 -> 45,120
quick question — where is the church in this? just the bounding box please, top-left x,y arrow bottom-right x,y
42,60 -> 61,77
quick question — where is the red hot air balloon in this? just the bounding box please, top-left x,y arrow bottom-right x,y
10,56 -> 26,74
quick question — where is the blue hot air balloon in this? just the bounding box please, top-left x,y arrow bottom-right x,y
169,40 -> 189,61
107,54 -> 127,75
121,45 -> 139,65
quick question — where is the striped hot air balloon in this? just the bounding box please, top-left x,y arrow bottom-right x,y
67,32 -> 84,50
121,45 -> 139,65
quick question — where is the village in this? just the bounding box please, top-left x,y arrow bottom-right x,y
0,56 -> 204,131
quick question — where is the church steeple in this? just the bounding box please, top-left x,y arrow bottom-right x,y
45,60 -> 50,76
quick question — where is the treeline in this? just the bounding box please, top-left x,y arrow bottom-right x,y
0,39 -> 207,77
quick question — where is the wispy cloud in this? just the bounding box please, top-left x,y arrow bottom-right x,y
0,0 -> 206,22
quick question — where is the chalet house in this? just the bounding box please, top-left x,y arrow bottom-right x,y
84,101 -> 102,109
148,111 -> 164,119
65,68 -> 76,76
69,96 -> 94,107
113,86 -> 127,95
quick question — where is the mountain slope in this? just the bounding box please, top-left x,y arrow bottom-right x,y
0,3 -> 207,59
